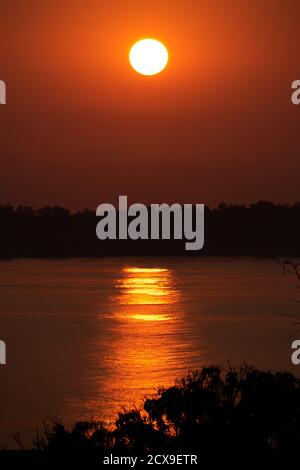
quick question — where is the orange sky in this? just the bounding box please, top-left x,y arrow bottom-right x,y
0,0 -> 299,209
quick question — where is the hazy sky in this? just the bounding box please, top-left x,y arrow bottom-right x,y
0,0 -> 299,209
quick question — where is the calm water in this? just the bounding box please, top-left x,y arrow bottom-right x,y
0,257 -> 299,447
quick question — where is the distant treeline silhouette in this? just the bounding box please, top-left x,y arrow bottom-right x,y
5,364 -> 300,465
0,201 -> 300,258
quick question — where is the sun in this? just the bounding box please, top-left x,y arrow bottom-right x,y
129,39 -> 169,76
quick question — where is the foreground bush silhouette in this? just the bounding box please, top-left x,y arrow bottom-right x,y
23,364 -> 300,462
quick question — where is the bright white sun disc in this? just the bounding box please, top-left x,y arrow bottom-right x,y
129,39 -> 169,76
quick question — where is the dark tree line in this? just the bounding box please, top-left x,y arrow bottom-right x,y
0,201 -> 300,258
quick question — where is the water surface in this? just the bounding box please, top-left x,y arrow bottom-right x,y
0,257 -> 298,446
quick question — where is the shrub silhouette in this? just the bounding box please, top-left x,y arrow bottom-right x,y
24,364 -> 300,462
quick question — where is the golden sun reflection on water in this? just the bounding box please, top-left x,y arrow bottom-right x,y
91,265 -> 190,423
114,266 -> 180,321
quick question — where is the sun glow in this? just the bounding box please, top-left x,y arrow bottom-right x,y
129,39 -> 169,76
